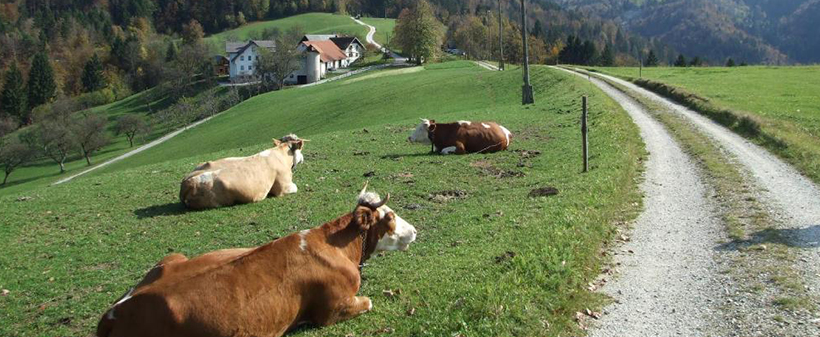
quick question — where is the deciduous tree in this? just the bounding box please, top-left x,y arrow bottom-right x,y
182,19 -> 205,45
256,26 -> 305,90
394,0 -> 444,65
114,114 -> 150,147
72,113 -> 109,166
0,136 -> 32,185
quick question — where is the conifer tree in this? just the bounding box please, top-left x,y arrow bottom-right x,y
674,54 -> 687,67
1,64 -> 26,122
82,53 -> 106,92
27,52 -> 57,111
645,50 -> 659,67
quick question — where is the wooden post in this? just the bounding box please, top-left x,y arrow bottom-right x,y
582,95 -> 589,173
498,0 -> 504,71
520,0 -> 534,104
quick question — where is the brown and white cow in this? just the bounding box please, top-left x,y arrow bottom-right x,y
179,134 -> 305,210
407,119 -> 512,154
96,185 -> 417,337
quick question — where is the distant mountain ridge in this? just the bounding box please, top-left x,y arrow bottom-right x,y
553,0 -> 820,64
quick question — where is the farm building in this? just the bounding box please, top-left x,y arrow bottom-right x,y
223,35 -> 366,84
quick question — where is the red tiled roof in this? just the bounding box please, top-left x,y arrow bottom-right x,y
301,40 -> 347,63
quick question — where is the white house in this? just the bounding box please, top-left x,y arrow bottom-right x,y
223,35 -> 366,84
226,40 -> 275,80
299,35 -> 366,67
330,36 -> 366,67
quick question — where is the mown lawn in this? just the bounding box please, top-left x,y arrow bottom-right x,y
593,66 -> 820,183
0,61 -> 644,336
205,13 -> 368,51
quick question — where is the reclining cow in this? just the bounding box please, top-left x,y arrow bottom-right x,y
179,134 -> 305,210
407,119 -> 512,154
97,185 -> 417,337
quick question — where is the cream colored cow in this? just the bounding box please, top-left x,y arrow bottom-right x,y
179,135 -> 305,210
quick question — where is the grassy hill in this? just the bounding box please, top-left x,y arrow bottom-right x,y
0,61 -> 645,336
205,13 -> 369,50
0,89 -> 175,196
593,65 -> 820,183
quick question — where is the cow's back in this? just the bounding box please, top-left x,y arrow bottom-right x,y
99,238 -> 305,337
458,122 -> 511,153
180,155 -> 283,209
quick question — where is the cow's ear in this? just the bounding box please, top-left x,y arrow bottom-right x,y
353,206 -> 375,231
380,212 -> 397,235
290,139 -> 304,151
272,139 -> 282,146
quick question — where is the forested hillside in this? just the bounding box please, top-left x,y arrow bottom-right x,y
554,0 -> 820,64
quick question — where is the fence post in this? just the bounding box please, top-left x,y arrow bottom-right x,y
582,96 -> 589,173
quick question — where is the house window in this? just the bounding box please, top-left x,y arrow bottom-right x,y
241,56 -> 245,61
241,65 -> 244,70
248,65 -> 253,70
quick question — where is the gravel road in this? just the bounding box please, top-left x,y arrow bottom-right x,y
589,70 -> 820,299
555,67 -> 729,336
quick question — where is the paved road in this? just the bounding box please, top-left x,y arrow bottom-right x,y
555,66 -> 728,336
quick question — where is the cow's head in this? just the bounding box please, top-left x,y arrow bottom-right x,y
408,119 -> 435,144
353,184 -> 417,255
278,134 -> 305,169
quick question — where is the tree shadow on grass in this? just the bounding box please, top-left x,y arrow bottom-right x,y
715,225 -> 820,251
134,202 -> 188,219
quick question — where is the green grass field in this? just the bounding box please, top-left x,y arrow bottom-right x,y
0,61 -> 644,336
205,13 -> 369,51
593,66 -> 820,183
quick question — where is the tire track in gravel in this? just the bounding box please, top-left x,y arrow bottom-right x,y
555,67 -> 730,336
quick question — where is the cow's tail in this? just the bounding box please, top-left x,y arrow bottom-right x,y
96,312 -> 115,337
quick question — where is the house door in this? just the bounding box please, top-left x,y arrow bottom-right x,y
297,75 -> 307,84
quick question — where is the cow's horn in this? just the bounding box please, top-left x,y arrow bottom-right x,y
359,181 -> 369,198
369,193 -> 389,209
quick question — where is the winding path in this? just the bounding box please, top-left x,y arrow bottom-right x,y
555,66 -> 729,336
584,69 -> 820,297
556,66 -> 820,335
350,17 -> 406,63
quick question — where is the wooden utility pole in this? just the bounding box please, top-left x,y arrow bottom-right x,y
520,0 -> 534,104
498,0 -> 505,70
582,96 -> 589,172
638,50 -> 643,78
